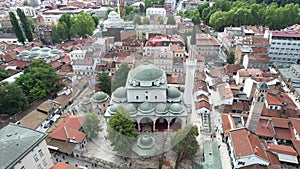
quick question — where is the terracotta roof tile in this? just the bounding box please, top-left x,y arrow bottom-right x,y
49,115 -> 86,143
224,64 -> 243,74
256,118 -> 275,138
248,53 -> 269,62
267,143 -> 298,156
289,118 -> 300,136
266,93 -> 282,106
51,61 -> 62,69
196,94 -> 209,101
195,100 -> 211,110
251,47 -> 268,54
7,60 -> 28,68
272,117 -> 289,128
221,114 -> 232,136
274,128 -> 291,140
261,106 -> 279,117
291,139 -> 300,155
266,151 -> 281,165
230,129 -> 268,161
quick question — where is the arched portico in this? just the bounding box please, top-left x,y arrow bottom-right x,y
139,117 -> 153,132
155,117 -> 168,131
170,118 -> 182,131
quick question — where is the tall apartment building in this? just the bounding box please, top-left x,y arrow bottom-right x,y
265,30 -> 300,67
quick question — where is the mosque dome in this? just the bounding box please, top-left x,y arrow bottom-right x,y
137,134 -> 155,149
167,87 -> 181,98
138,102 -> 154,113
31,46 -> 40,51
20,50 -> 30,57
80,97 -> 91,105
41,47 -> 51,52
113,87 -> 127,99
169,103 -> 184,114
92,91 -> 109,103
156,104 -> 168,114
129,64 -> 164,82
125,104 -> 137,115
39,52 -> 49,58
108,105 -> 119,114
50,49 -> 61,54
30,51 -> 40,58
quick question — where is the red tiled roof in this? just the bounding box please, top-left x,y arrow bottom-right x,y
274,128 -> 291,140
256,118 -> 275,138
51,61 -> 62,69
51,162 -> 69,169
267,143 -> 298,156
196,94 -> 209,101
248,54 -> 269,62
252,37 -> 269,45
238,68 -> 262,77
266,93 -> 282,106
251,47 -> 268,54
266,151 -> 281,165
261,106 -> 279,117
289,118 -> 300,136
221,114 -> 232,135
291,139 -> 300,155
230,129 -> 268,161
195,100 -> 211,110
272,117 -> 289,128
231,102 -> 250,111
7,60 -> 28,68
224,64 -> 243,74
271,31 -> 300,38
60,55 -> 70,63
49,115 -> 86,143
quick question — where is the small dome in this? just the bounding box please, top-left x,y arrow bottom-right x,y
41,47 -> 50,52
125,104 -> 137,115
130,64 -> 164,82
113,87 -> 127,98
109,105 -> 118,114
30,51 -> 40,58
39,52 -> 49,58
51,49 -> 60,54
169,103 -> 184,114
92,91 -> 109,103
138,102 -> 154,113
20,50 -> 30,56
81,97 -> 90,105
167,87 -> 181,98
137,134 -> 155,149
156,104 -> 168,114
31,46 -> 40,51
258,82 -> 269,90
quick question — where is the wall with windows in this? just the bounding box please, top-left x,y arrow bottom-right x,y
14,140 -> 53,169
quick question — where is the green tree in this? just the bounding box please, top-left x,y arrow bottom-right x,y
97,72 -> 111,96
157,16 -> 164,24
139,3 -> 145,13
171,125 -> 199,169
9,11 -> 25,45
133,14 -> 142,25
58,13 -> 74,40
0,82 -> 28,115
51,22 -> 68,43
166,15 -> 176,25
15,60 -> 61,101
23,0 -> 29,6
0,68 -> 9,81
143,17 -> 150,25
17,8 -> 34,42
71,12 -> 95,38
92,15 -> 100,28
107,108 -> 137,154
226,51 -> 235,64
27,18 -> 35,33
83,113 -> 102,139
112,63 -> 131,91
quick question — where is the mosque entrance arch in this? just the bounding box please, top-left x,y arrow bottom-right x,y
170,118 -> 182,131
140,117 -> 153,132
155,117 -> 168,131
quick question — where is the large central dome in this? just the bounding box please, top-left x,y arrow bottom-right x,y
129,64 -> 164,82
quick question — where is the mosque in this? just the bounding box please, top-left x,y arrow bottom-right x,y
104,27 -> 198,132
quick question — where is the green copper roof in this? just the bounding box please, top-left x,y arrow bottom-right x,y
167,87 -> 181,98
138,102 -> 154,113
92,91 -> 109,103
109,105 -> 118,113
132,134 -> 158,157
81,97 -> 91,105
156,103 -> 168,114
39,52 -> 49,58
41,47 -> 51,52
51,49 -> 60,54
31,46 -> 40,51
169,103 -> 184,114
125,104 -> 137,115
113,87 -> 127,98
130,64 -> 164,82
0,124 -> 47,169
20,50 -> 30,56
30,51 -> 40,57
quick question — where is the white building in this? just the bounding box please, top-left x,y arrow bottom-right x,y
72,57 -> 96,76
146,7 -> 166,17
153,48 -> 174,74
217,83 -> 234,105
228,128 -> 269,169
265,30 -> 300,67
0,123 -> 54,169
69,50 -> 87,61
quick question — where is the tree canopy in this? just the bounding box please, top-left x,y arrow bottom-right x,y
0,68 -> 9,81
171,125 -> 199,169
0,82 -> 28,115
166,15 -> 176,25
15,60 -> 61,101
9,11 -> 25,45
133,14 -> 142,25
17,8 -> 34,42
71,12 -> 95,38
107,108 -> 137,154
226,51 -> 235,64
143,17 -> 150,25
112,63 -> 131,91
83,113 -> 102,139
97,72 -> 111,96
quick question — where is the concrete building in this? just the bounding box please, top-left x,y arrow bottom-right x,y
0,123 -> 54,169
146,7 -> 166,17
153,48 -> 174,74
68,50 -> 87,61
278,64 -> 300,100
265,30 -> 300,67
246,82 -> 269,133
72,57 -> 96,76
243,53 -> 269,71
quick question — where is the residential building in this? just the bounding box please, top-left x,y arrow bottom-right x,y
243,53 -> 269,71
153,48 -> 174,74
266,143 -> 299,164
278,64 -> 300,101
228,128 -> 269,168
265,30 -> 300,66
0,123 -> 54,169
217,83 -> 234,106
72,57 -> 96,76
17,47 -> 63,63
68,50 -> 87,61
146,7 -> 166,17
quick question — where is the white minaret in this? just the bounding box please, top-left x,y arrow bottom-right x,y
246,82 -> 269,133
183,26 -> 197,107
117,0 -> 121,18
